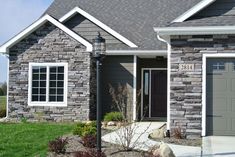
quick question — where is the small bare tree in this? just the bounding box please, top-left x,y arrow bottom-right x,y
108,83 -> 129,120
109,83 -> 151,151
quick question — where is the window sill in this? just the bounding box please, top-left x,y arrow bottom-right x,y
28,102 -> 67,107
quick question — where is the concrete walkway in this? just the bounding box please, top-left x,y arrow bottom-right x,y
202,136 -> 235,157
102,122 -> 202,157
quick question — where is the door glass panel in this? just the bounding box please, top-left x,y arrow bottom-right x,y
143,70 -> 150,118
144,72 -> 149,95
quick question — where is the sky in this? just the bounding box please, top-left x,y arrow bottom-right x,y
0,0 -> 53,83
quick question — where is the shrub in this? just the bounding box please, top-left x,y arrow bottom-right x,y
0,88 -> 4,96
89,121 -> 97,128
73,122 -> 86,136
104,112 -> 123,122
0,109 -> 6,118
82,125 -> 96,137
20,117 -> 28,123
48,137 -> 68,154
74,149 -> 106,157
173,127 -> 183,139
81,134 -> 96,148
73,122 -> 96,137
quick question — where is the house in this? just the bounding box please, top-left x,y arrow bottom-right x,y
0,0 -> 235,139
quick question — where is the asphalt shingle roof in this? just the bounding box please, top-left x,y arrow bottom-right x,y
44,0 -> 201,50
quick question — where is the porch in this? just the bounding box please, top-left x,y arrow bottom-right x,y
100,54 -> 168,122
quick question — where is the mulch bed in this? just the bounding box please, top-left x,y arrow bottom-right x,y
48,129 -> 150,157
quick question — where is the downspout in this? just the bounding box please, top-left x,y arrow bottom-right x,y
133,55 -> 137,121
157,34 -> 171,136
0,53 -> 9,122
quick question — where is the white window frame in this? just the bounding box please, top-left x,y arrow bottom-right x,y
28,62 -> 68,107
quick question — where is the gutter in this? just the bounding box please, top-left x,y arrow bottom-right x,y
154,26 -> 235,36
106,50 -> 167,56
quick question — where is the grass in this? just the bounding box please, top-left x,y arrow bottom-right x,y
0,123 -> 74,157
0,96 -> 6,110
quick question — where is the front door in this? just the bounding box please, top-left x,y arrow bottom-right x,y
141,69 -> 167,120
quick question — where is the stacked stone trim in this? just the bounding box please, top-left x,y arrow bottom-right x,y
8,22 -> 95,122
170,34 -> 235,139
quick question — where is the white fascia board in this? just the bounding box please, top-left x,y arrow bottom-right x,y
59,7 -> 138,48
0,14 -> 92,53
106,50 -> 167,56
172,0 -> 216,23
154,26 -> 235,36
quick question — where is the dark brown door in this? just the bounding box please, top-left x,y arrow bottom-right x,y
151,70 -> 167,117
142,69 -> 167,119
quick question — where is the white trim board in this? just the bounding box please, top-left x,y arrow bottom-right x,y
154,26 -> 235,36
0,14 -> 92,53
106,50 -> 167,56
59,7 -> 138,48
172,0 -> 216,23
202,53 -> 235,136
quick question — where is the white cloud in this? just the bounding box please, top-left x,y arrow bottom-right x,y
0,0 -> 53,82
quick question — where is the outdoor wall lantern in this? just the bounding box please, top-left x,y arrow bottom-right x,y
92,32 -> 106,152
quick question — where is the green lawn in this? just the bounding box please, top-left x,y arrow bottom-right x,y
0,123 -> 74,157
0,96 -> 6,110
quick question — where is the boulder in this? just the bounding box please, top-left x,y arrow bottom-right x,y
150,128 -> 165,139
86,121 -> 93,125
107,121 -> 116,126
116,122 -> 123,128
101,121 -> 107,128
151,142 -> 175,157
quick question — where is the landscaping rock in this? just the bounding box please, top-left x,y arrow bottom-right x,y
86,121 -> 93,125
102,121 -> 107,128
150,128 -> 165,139
116,122 -> 123,128
151,142 -> 175,157
107,121 -> 116,126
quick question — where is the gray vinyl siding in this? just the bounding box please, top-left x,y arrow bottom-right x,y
101,56 -> 134,120
64,14 -> 128,50
192,0 -> 235,18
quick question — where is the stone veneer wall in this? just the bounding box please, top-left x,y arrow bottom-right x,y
8,22 -> 95,122
170,34 -> 235,139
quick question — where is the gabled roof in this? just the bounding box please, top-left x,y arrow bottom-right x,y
59,7 -> 138,48
155,0 -> 235,36
44,0 -> 201,50
0,15 -> 92,53
170,0 -> 235,27
172,0 -> 216,23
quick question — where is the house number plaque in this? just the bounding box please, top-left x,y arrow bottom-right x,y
179,64 -> 195,71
